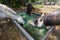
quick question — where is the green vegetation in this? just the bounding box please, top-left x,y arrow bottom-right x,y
33,4 -> 44,8
0,0 -> 45,8
0,0 -> 58,8
0,0 -> 26,8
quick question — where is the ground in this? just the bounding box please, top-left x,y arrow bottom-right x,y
0,18 -> 27,40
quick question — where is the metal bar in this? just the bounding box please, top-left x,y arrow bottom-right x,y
13,20 -> 34,40
42,26 -> 54,40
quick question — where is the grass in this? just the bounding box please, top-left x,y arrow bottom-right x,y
33,4 -> 44,8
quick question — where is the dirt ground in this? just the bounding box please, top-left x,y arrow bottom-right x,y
13,7 -> 57,14
0,18 -> 27,40
47,26 -> 60,40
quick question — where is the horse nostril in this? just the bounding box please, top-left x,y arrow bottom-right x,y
40,19 -> 42,21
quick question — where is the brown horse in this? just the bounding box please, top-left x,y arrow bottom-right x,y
43,9 -> 60,26
43,9 -> 60,40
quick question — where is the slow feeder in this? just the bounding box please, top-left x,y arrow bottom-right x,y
16,11 -> 54,40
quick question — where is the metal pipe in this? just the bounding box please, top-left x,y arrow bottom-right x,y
42,26 -> 54,40
13,20 -> 34,40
